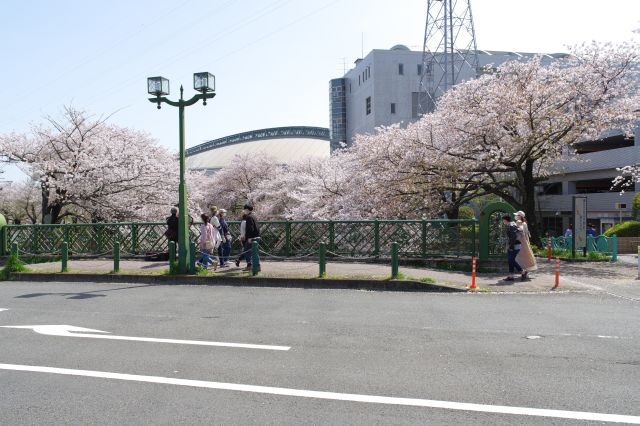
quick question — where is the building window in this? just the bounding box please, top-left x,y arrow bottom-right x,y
398,63 -> 404,75
417,64 -> 422,75
390,103 -> 396,114
366,96 -> 371,115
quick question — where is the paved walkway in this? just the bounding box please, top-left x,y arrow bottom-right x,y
22,257 -> 640,299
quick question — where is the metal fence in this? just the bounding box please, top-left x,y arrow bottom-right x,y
543,235 -> 617,256
0,219 -> 477,259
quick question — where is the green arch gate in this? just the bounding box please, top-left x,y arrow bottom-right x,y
478,202 -> 515,262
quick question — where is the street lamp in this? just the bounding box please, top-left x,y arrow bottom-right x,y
147,73 -> 216,274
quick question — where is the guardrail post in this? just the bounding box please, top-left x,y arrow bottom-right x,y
61,242 -> 68,272
63,226 -> 70,253
97,225 -> 104,254
113,242 -> 120,273
131,224 -> 138,255
373,219 -> 380,257
319,242 -> 326,277
391,241 -> 399,279
328,220 -> 335,255
0,226 -> 7,256
611,234 -> 617,262
168,240 -> 176,264
31,226 -> 38,255
251,240 -> 260,276
421,219 -> 427,258
285,220 -> 291,257
188,240 -> 196,274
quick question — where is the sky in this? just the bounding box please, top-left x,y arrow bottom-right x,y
0,0 -> 638,181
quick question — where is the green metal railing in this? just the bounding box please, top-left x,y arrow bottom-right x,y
543,235 -> 617,259
0,219 -> 477,259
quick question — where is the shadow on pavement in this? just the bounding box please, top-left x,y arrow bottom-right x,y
14,284 -> 153,300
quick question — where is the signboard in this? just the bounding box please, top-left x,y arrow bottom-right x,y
572,196 -> 587,257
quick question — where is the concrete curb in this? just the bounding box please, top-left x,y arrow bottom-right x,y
9,272 -> 466,293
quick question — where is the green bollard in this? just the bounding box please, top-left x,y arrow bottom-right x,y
168,240 -> 176,269
251,240 -> 259,276
391,241 -> 399,279
113,242 -> 120,273
611,234 -> 618,262
319,242 -> 326,277
189,241 -> 197,274
61,241 -> 68,272
11,242 -> 18,258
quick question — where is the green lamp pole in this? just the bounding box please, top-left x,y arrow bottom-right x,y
147,72 -> 216,274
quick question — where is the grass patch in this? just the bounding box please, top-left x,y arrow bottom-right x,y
0,252 -> 30,280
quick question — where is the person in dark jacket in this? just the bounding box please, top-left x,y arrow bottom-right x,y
502,214 -> 522,281
165,207 -> 179,244
218,209 -> 232,267
242,204 -> 260,271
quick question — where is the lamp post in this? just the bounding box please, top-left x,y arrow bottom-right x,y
147,72 -> 216,274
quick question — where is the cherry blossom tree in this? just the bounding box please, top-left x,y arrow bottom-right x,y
432,41 -> 639,242
203,153 -> 281,218
0,181 -> 42,223
0,107 -> 209,223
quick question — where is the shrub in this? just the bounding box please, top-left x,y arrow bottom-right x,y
633,193 -> 640,221
603,221 -> 640,237
458,206 -> 476,220
0,252 -> 29,280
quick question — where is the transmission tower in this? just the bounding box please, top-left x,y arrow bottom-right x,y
418,0 -> 479,114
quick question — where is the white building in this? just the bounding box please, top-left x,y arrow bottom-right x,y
329,45 -> 565,150
186,126 -> 330,173
536,129 -> 640,235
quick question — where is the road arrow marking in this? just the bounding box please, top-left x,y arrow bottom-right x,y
0,363 -> 638,424
0,325 -> 290,351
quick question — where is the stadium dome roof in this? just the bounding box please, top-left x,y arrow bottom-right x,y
186,126 -> 330,171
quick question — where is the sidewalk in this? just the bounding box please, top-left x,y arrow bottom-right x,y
20,257 -> 640,298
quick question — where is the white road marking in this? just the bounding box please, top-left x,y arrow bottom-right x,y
0,363 -> 638,424
0,309 -> 8,312
0,325 -> 290,351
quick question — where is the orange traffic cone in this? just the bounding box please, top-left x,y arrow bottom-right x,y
469,256 -> 477,289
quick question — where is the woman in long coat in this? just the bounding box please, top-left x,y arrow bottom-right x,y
515,210 -> 537,280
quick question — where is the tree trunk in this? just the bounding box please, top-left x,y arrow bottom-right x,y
522,160 -> 542,246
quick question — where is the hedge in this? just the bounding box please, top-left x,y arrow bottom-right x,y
603,220 -> 640,237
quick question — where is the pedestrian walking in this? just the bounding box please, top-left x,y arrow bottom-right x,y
241,204 -> 260,272
218,209 -> 232,267
502,214 -> 522,281
514,211 -> 537,281
234,213 -> 248,268
164,207 -> 178,244
564,224 -> 573,238
197,213 -> 221,270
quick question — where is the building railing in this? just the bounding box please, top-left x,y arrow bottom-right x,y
0,219 -> 478,259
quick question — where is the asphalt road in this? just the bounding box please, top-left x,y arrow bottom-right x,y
0,281 -> 638,425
